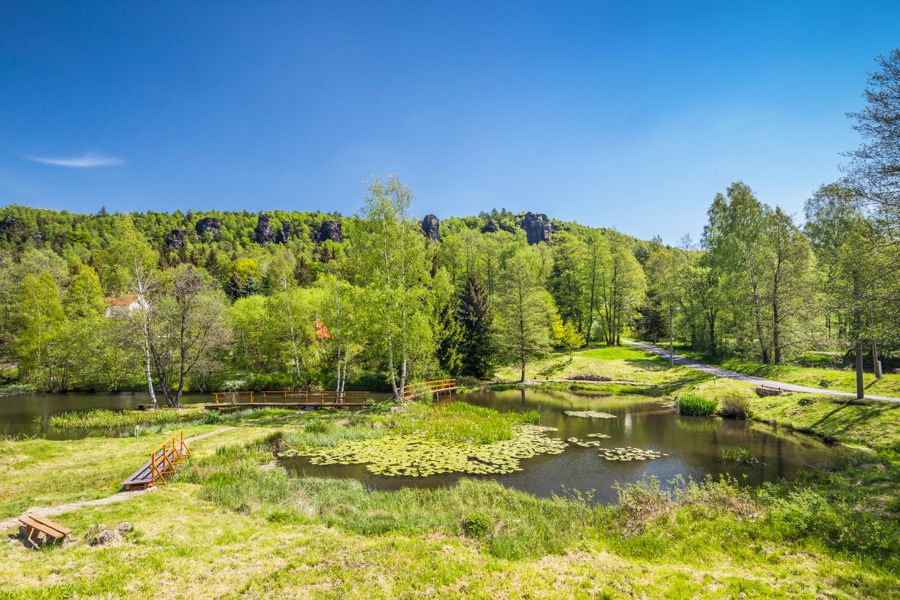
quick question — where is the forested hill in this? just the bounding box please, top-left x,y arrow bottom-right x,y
0,203 -> 651,290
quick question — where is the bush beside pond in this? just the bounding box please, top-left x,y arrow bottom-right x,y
675,394 -> 718,416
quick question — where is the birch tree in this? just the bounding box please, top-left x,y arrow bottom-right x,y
102,217 -> 160,407
355,175 -> 433,402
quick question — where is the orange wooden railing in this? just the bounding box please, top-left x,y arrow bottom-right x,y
261,390 -> 369,404
148,430 -> 191,486
402,379 -> 458,400
213,391 -> 254,404
213,390 -> 369,405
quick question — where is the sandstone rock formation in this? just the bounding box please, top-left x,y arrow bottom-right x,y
255,213 -> 276,245
421,214 -> 441,241
165,229 -> 188,248
520,212 -> 553,245
310,220 -> 343,244
481,220 -> 499,234
275,222 -> 292,244
195,217 -> 222,238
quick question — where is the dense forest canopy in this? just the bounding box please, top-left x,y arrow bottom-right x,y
2,49 -> 899,404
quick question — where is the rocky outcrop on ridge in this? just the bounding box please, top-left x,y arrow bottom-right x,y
520,212 -> 553,245
310,220 -> 343,244
421,214 -> 441,241
275,222 -> 293,244
481,220 -> 499,234
165,229 -> 188,248
194,217 -> 223,238
255,213 -> 276,245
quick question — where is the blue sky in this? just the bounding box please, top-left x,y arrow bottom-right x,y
2,1 -> 899,244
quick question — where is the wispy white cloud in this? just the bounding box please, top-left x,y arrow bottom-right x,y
27,152 -> 124,168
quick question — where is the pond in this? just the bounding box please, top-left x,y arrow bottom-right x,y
279,388 -> 848,504
0,392 -> 211,440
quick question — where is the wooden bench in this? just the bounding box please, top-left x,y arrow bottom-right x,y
18,514 -> 72,549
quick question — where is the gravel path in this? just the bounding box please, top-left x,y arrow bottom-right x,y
622,339 -> 900,404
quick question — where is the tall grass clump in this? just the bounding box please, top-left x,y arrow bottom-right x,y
48,408 -> 201,429
385,401 -> 538,444
675,394 -> 718,417
719,394 -> 753,419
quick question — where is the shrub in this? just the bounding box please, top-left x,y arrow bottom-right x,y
463,513 -> 491,538
719,395 -> 752,419
675,394 -> 717,416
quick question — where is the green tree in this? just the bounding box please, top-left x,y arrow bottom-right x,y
317,275 -> 359,393
149,265 -> 231,407
495,250 -> 554,382
845,48 -> 900,219
458,274 -> 493,379
550,231 -> 586,333
229,295 -> 270,371
435,302 -> 463,377
581,232 -> 610,345
101,216 -> 161,406
63,265 -> 105,319
354,175 -> 433,401
703,182 -> 772,362
551,314 -> 585,353
598,232 -> 646,345
16,273 -> 67,389
805,183 -> 893,399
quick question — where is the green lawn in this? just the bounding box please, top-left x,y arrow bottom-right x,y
493,344 -> 709,386
671,345 -> 900,397
2,361 -> 900,598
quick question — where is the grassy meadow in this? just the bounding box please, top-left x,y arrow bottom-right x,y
2,346 -> 900,598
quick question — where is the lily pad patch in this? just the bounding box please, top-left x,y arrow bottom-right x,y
564,411 -> 616,419
600,447 -> 667,461
279,425 -> 568,477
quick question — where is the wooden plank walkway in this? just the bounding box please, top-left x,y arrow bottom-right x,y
204,402 -> 372,410
121,430 -> 190,490
402,379 -> 459,400
121,447 -> 176,490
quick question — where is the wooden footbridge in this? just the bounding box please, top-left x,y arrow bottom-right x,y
402,379 -> 459,400
122,430 -> 191,490
204,390 -> 372,410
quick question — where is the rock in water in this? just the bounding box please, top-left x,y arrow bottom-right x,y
165,229 -> 188,248
421,214 -> 441,241
520,212 -> 552,245
255,213 -> 276,245
310,220 -> 343,244
195,217 -> 223,238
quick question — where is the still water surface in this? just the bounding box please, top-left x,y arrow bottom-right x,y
280,388 -> 846,504
0,392 -> 209,439
1,388 -> 847,505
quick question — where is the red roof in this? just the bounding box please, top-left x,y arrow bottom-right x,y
105,295 -> 138,307
316,320 -> 331,340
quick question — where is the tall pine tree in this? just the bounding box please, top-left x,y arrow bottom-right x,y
458,274 -> 493,378
436,303 -> 463,377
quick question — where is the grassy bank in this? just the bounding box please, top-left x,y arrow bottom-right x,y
492,345 -> 710,386
3,354 -> 900,598
3,415 -> 898,598
672,345 -> 900,398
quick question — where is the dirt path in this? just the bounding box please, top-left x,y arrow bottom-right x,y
622,339 -> 900,404
0,410 -> 307,531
